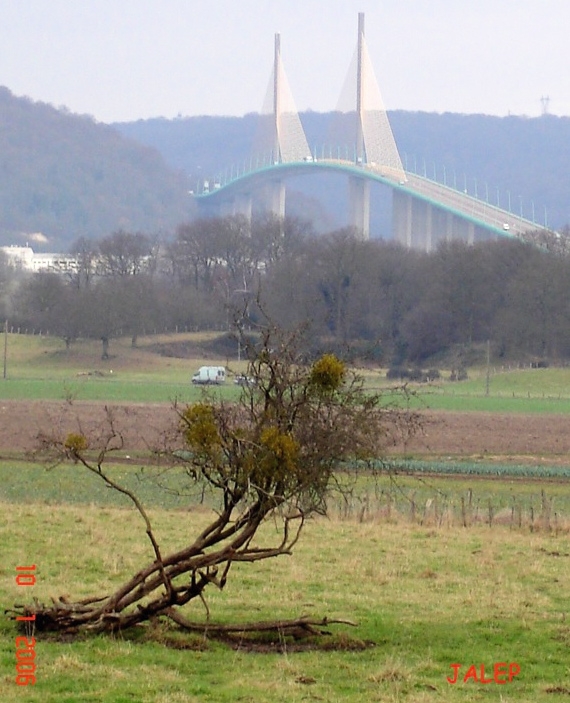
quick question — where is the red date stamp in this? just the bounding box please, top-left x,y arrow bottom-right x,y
447,662 -> 520,685
15,565 -> 36,686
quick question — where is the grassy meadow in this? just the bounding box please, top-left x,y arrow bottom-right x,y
2,330 -> 570,410
2,331 -> 570,700
2,488 -> 570,702
0,332 -> 246,403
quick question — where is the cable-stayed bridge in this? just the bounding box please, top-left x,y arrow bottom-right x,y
194,13 -> 548,249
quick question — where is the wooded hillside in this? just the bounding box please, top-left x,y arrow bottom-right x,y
0,88 -> 193,249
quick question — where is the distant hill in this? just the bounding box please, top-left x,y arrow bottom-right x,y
2,84 -> 568,250
0,87 -> 194,250
116,110 -> 570,233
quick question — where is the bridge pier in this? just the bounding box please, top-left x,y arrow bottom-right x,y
445,211 -> 453,241
393,193 -> 483,251
265,179 -> 286,219
392,190 -> 411,247
349,177 -> 370,239
425,202 -> 433,252
232,192 -> 253,221
217,198 -> 234,218
393,193 -> 436,251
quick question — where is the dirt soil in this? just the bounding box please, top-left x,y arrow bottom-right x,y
1,399 -> 570,461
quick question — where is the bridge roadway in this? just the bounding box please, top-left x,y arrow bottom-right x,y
194,158 -> 543,244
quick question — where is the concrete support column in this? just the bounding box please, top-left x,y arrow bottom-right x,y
392,190 -> 403,244
425,202 -> 433,252
218,199 -> 234,218
404,193 -> 412,247
349,176 -> 370,239
467,221 -> 475,244
233,193 -> 253,221
446,212 -> 454,241
268,180 -> 286,219
392,190 -> 413,247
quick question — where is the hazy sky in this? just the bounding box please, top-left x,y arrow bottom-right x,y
1,0 -> 568,123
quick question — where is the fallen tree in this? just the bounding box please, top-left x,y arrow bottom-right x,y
8,321 -> 419,639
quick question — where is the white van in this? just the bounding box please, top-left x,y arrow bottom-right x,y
191,366 -> 226,385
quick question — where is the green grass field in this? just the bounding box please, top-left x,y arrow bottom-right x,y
2,468 -> 570,702
2,332 -> 570,701
4,331 -> 570,412
0,333 -> 246,402
2,460 -> 570,525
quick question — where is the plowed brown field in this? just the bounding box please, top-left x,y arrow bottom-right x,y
1,399 -> 569,460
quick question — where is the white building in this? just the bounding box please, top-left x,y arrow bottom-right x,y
1,245 -> 78,274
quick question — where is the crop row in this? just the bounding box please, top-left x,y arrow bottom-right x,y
387,459 -> 570,479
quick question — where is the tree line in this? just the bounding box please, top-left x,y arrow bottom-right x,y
2,215 -> 570,365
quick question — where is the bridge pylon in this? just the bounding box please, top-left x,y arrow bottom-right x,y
271,33 -> 312,165
349,12 -> 369,239
259,32 -> 311,219
348,12 -> 406,239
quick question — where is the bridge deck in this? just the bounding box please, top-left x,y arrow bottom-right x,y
194,158 -> 545,240
401,172 -> 540,237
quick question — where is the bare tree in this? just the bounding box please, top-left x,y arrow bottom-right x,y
97,230 -> 155,278
12,272 -> 84,348
81,279 -> 128,359
171,219 -> 221,291
250,213 -> 312,272
9,320 -> 419,639
67,236 -> 99,289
